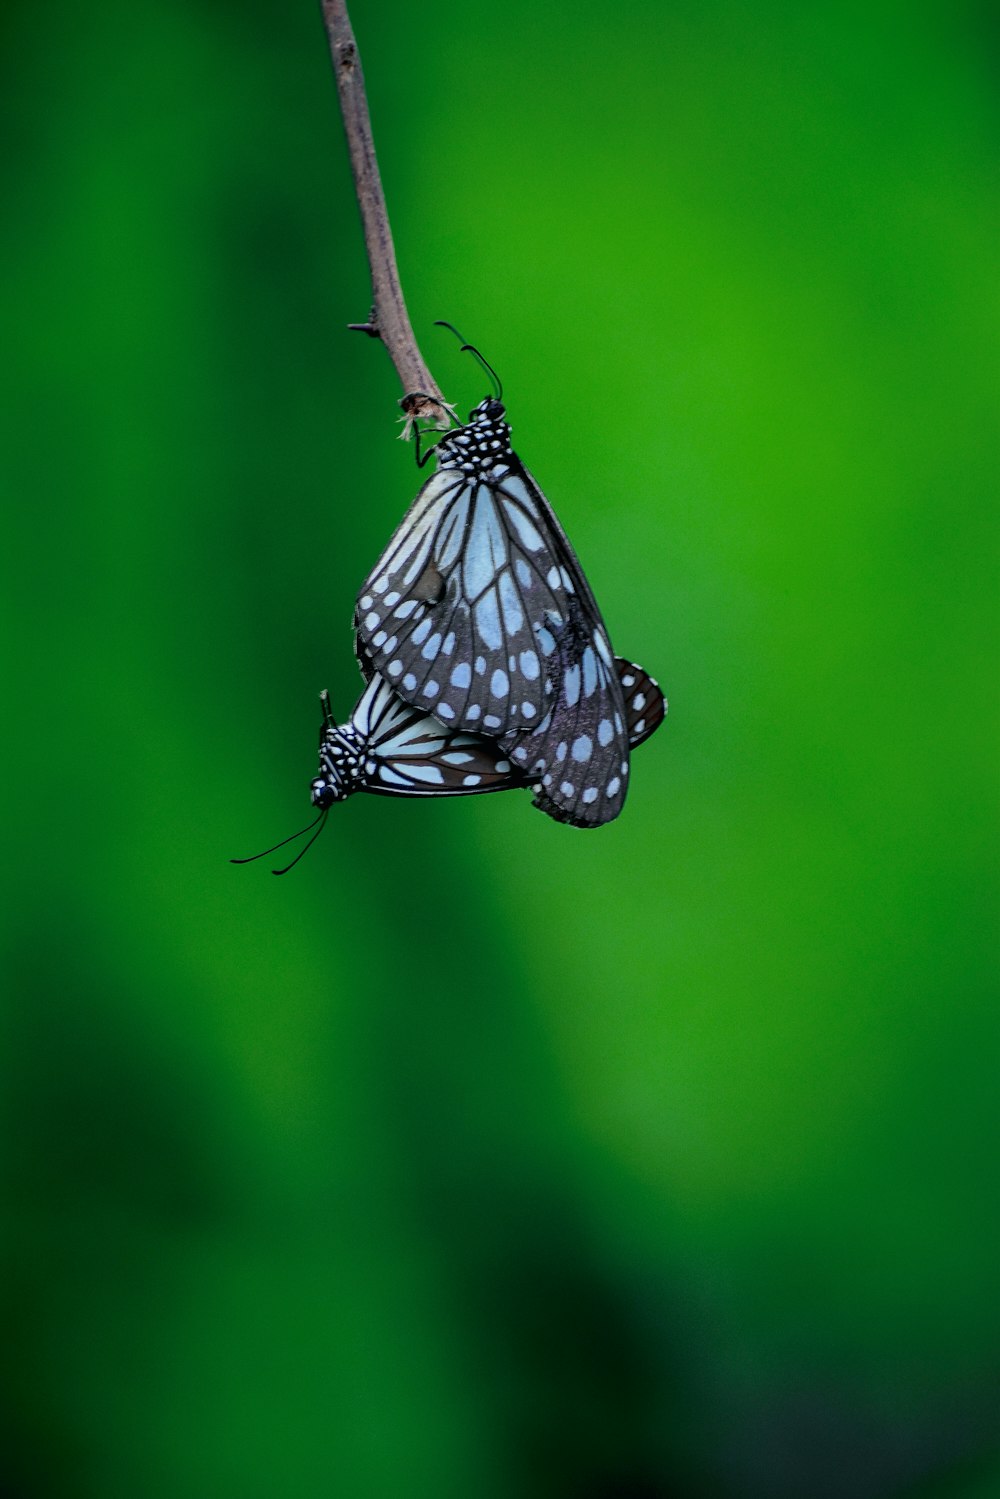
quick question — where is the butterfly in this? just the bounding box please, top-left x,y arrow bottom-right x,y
355,338 -> 664,826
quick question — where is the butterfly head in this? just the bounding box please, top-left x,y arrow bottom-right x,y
469,396 -> 506,424
310,774 -> 345,809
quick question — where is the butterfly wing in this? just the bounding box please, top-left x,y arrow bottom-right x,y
616,658 -> 666,748
356,457 -> 593,737
351,672 -> 526,798
500,618 -> 629,827
505,654 -> 665,829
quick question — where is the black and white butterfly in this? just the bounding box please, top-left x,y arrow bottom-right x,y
355,378 -> 664,826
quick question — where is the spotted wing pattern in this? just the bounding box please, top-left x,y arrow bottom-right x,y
352,673 -> 524,798
616,659 -> 667,748
356,405 -> 597,738
509,655 -> 666,829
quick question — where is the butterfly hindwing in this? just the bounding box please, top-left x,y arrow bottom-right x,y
616,658 -> 666,748
348,673 -> 523,799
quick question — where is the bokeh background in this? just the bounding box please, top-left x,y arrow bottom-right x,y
2,2 -> 997,1495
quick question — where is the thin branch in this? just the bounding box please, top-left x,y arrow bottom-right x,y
320,0 -> 452,430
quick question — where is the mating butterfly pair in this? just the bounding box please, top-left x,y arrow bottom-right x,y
236,335 -> 665,872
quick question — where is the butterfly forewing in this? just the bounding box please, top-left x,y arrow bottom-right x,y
503,620 -> 632,828
356,412 -> 587,738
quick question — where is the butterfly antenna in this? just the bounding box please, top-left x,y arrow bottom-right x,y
270,811 -> 328,876
434,320 -> 503,401
230,810 -> 326,870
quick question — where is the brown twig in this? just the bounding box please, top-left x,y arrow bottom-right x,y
320,0 -> 452,431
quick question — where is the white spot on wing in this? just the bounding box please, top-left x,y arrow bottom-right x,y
503,499 -> 545,551
491,669 -> 509,698
450,662 -> 472,689
400,762 -> 446,785
475,592 -> 502,650
499,570 -> 523,634
571,736 -> 592,762
582,648 -> 597,697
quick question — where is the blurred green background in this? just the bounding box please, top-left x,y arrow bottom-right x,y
2,2 -> 997,1495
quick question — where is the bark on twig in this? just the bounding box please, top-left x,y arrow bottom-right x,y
320,0 -> 451,430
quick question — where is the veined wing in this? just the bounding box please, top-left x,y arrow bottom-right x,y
356,463 -> 593,737
513,655 -> 665,827
351,673 -> 525,798
501,611 -> 631,828
616,659 -> 666,748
